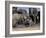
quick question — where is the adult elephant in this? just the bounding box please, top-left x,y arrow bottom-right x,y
12,13 -> 27,28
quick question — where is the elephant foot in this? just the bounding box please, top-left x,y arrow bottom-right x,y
12,24 -> 16,28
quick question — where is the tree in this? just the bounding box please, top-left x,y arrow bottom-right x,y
33,8 -> 38,24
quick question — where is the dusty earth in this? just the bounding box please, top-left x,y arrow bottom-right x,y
12,23 -> 40,31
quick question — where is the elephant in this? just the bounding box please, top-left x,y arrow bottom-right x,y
12,13 -> 27,28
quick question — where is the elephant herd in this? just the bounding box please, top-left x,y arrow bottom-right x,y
12,13 -> 33,28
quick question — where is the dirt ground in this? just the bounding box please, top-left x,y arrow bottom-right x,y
12,23 -> 40,31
